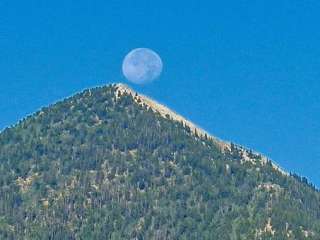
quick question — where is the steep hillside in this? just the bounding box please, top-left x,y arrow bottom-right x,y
0,83 -> 319,239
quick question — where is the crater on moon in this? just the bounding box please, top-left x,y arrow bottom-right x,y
122,48 -> 163,84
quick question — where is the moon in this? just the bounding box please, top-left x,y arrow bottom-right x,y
122,48 -> 163,84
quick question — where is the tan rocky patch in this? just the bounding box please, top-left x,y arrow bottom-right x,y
16,173 -> 39,192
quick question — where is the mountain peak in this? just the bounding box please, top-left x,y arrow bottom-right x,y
115,83 -> 227,147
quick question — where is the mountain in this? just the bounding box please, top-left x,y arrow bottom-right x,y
0,83 -> 319,239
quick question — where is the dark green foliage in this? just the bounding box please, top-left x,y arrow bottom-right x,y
0,84 -> 319,239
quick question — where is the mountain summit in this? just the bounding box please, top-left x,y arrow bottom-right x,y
0,83 -> 319,239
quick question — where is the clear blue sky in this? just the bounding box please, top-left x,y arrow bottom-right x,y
1,1 -> 320,186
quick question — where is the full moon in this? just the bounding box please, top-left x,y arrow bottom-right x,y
122,48 -> 163,84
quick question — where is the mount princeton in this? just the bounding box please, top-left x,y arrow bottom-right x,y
0,83 -> 319,239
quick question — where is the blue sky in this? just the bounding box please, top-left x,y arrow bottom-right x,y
1,1 -> 320,186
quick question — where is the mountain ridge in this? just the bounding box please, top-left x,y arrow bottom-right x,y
114,83 -> 288,176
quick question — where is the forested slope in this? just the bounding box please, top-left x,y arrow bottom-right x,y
0,84 -> 319,239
